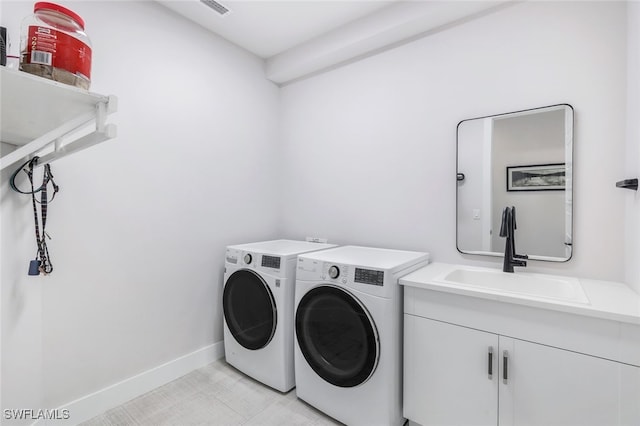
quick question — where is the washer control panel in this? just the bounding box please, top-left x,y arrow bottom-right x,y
225,251 -> 239,264
225,248 -> 282,274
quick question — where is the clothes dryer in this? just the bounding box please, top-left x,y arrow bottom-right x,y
223,239 -> 336,392
294,245 -> 429,425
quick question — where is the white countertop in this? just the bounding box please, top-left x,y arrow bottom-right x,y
400,262 -> 640,326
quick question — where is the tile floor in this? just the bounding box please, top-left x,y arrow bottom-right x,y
80,359 -> 343,426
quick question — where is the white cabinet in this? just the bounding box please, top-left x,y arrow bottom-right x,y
501,337 -> 625,426
620,362 -> 640,424
404,315 -> 640,426
404,315 -> 497,425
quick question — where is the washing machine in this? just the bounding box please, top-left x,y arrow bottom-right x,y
223,239 -> 337,392
294,245 -> 429,426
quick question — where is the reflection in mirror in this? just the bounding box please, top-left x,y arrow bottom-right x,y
456,104 -> 573,262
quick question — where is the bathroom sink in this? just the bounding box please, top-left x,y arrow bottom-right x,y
435,267 -> 590,304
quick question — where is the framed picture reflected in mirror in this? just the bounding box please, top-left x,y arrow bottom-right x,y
506,163 -> 566,191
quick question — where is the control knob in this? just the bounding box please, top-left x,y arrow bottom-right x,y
244,253 -> 253,264
328,265 -> 340,279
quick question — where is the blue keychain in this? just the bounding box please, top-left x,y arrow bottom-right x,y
28,259 -> 41,276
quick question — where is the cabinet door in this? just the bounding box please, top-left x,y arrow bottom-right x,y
620,362 -> 640,425
404,315 -> 498,426
499,338 -> 623,426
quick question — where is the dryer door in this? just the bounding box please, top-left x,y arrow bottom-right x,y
223,269 -> 277,350
295,285 -> 379,388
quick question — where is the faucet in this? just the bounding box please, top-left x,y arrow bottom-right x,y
499,206 -> 528,273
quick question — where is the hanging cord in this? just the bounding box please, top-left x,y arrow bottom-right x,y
9,157 -> 59,275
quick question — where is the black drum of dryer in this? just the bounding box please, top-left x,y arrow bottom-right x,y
223,269 -> 277,350
295,285 -> 380,388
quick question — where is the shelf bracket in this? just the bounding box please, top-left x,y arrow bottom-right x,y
35,124 -> 117,166
0,111 -> 96,172
94,97 -> 117,131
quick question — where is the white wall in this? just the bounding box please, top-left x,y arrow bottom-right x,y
0,0 -> 280,420
625,2 -> 640,295
0,170 -> 45,424
280,1 -> 627,281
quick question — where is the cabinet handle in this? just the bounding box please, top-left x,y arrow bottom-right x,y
503,350 -> 509,384
488,346 -> 493,379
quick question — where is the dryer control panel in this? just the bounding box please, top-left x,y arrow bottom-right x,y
261,255 -> 281,269
323,264 -> 385,287
322,263 -> 350,284
354,268 -> 385,286
297,258 -> 385,287
296,257 -> 397,298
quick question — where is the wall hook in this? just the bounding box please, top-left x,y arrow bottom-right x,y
457,173 -> 465,182
615,178 -> 638,191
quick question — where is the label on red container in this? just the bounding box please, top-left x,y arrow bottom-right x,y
25,26 -> 91,79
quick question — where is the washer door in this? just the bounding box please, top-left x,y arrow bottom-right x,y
295,285 -> 379,388
223,269 -> 277,350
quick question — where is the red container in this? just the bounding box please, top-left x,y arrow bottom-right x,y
20,2 -> 92,89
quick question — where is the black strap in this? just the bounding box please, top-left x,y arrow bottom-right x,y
10,157 -> 59,201
10,157 -> 58,274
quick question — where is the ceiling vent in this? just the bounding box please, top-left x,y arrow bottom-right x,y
200,0 -> 231,16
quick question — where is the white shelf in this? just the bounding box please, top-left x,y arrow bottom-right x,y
0,67 -> 117,171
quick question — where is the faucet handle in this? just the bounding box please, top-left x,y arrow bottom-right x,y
512,259 -> 527,267
513,253 -> 528,260
499,207 -> 511,238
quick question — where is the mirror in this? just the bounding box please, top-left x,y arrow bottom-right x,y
456,104 -> 573,262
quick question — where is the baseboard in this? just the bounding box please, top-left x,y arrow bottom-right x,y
33,341 -> 224,426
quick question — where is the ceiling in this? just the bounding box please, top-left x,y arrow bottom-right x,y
157,0 -> 510,84
157,0 -> 397,58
